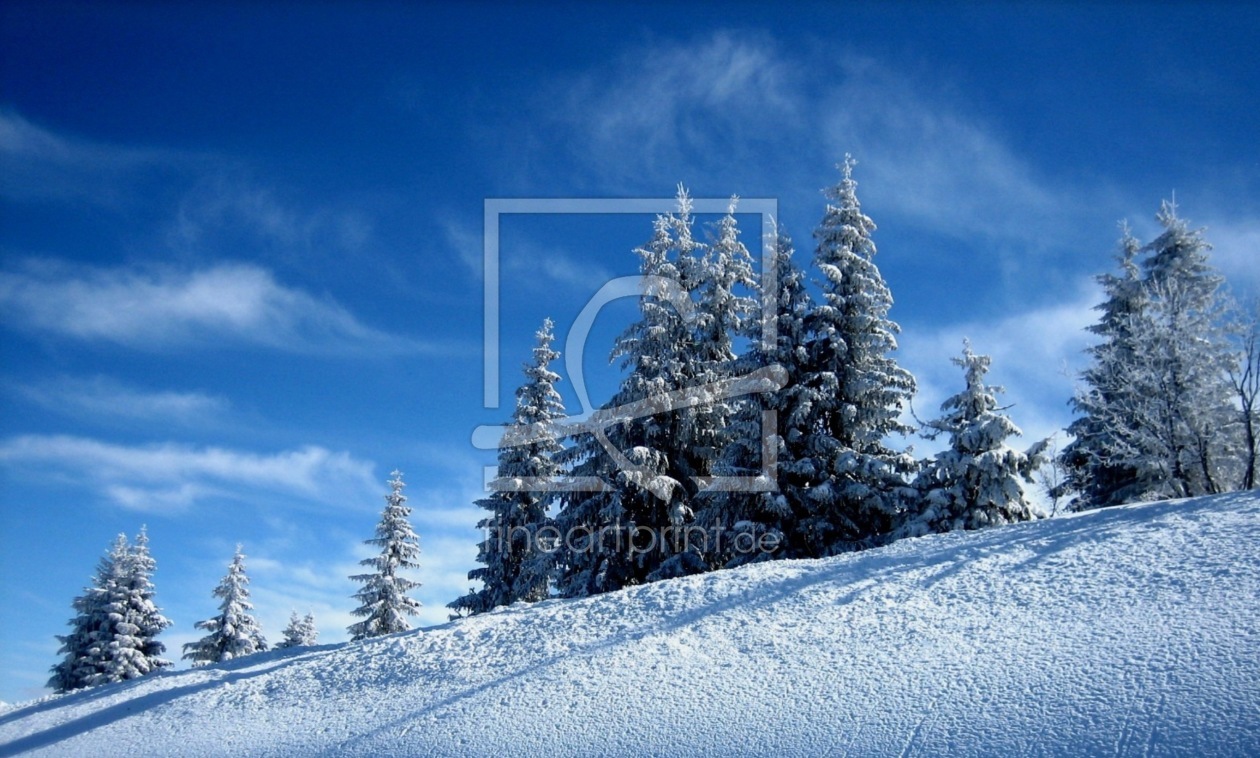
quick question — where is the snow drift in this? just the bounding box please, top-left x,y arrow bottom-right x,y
2,492 -> 1258,757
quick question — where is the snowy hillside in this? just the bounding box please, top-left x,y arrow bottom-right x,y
3,492 -> 1258,757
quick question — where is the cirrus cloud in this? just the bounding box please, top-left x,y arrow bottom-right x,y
0,259 -> 441,355
0,434 -> 380,513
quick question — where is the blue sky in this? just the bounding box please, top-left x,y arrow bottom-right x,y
2,1 -> 1257,703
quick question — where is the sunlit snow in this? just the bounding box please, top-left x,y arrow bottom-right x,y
2,491 -> 1256,756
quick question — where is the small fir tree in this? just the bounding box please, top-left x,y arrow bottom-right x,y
276,612 -> 319,649
902,343 -> 1047,536
349,471 -> 422,640
183,545 -> 268,666
105,527 -> 172,682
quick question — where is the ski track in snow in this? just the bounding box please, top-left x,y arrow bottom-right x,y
2,492 -> 1258,757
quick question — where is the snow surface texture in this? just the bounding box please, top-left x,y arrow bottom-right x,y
3,492 -> 1258,757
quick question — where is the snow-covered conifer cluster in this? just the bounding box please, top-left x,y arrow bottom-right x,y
45,156 -> 1257,699
49,529 -> 172,693
456,157 -> 1256,611
277,611 -> 319,649
1063,200 -> 1249,508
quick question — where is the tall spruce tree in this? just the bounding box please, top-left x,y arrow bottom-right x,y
798,155 -> 916,553
587,193 -> 700,587
183,545 -> 267,666
699,225 -> 815,566
554,193 -> 715,594
902,343 -> 1047,536
688,199 -> 759,478
1062,225 -> 1155,508
49,530 -> 172,693
49,535 -> 127,693
450,319 -> 566,616
1133,200 -> 1239,495
349,471 -> 422,640
1064,201 -> 1239,505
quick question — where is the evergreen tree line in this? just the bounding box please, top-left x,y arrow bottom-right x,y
48,158 -> 1256,691
452,157 -> 1258,616
49,471 -> 424,693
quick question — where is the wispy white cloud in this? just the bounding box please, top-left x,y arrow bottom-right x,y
546,31 -> 805,186
13,375 -> 230,426
0,434 -> 380,513
443,218 -> 484,277
446,217 -> 614,293
0,259 -> 438,354
542,31 -> 1121,261
818,56 -> 1106,250
168,172 -> 374,260
0,109 -> 194,207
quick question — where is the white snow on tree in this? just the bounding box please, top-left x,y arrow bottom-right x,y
111,527 -> 173,680
48,530 -> 172,693
903,343 -> 1047,537
699,224 -> 812,567
688,198 -> 759,477
182,545 -> 268,666
348,471 -> 422,640
450,319 -> 565,616
799,155 -> 916,552
1065,200 -> 1240,506
556,193 -> 705,594
276,612 -> 318,649
1063,224 -> 1157,508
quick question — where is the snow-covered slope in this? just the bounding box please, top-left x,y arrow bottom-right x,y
3,492 -> 1258,757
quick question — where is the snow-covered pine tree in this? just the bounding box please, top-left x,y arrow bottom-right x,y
106,526 -> 172,682
49,535 -> 127,693
555,192 -> 719,593
276,611 -> 318,649
1066,201 -> 1239,504
699,224 -> 815,567
650,198 -> 760,578
799,155 -> 916,553
1062,224 -> 1156,508
1114,276 -> 1238,499
449,319 -> 566,616
554,213 -> 685,595
182,545 -> 268,666
1132,199 -> 1240,496
348,471 -> 422,640
48,530 -> 172,693
688,199 -> 759,477
901,343 -> 1047,536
